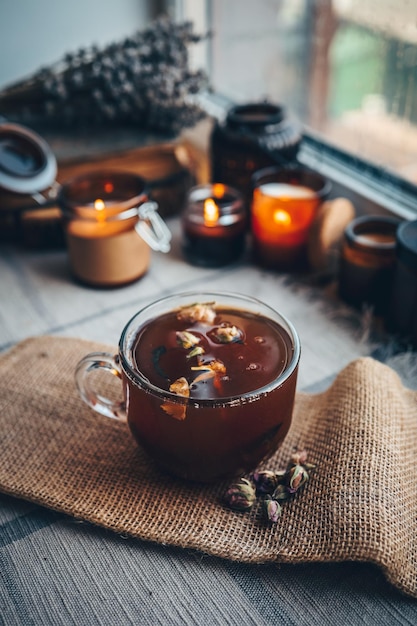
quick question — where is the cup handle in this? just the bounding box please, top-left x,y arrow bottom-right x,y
75,352 -> 127,422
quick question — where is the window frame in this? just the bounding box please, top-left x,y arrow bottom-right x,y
171,0 -> 417,221
298,132 -> 417,220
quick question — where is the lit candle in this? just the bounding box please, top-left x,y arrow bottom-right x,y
66,197 -> 134,239
251,167 -> 330,269
60,171 -> 170,287
182,183 -> 246,267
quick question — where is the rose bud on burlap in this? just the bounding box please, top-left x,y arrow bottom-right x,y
287,464 -> 309,494
263,497 -> 282,523
224,478 -> 256,511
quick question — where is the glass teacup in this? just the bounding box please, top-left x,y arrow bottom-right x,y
76,292 -> 300,482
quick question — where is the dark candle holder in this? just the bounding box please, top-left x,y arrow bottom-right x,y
182,183 -> 246,267
338,215 -> 400,315
387,219 -> 417,345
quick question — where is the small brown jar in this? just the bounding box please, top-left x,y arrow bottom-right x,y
388,220 -> 417,346
339,215 -> 400,315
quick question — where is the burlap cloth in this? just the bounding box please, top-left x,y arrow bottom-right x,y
1,337 -> 416,597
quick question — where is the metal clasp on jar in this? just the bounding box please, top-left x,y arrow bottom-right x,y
135,201 -> 172,253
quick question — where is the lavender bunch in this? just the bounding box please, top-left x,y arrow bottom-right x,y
0,18 -> 209,134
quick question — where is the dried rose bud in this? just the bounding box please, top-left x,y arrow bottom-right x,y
263,497 -> 282,523
176,330 -> 200,349
224,478 -> 256,511
287,464 -> 309,494
161,377 -> 190,420
272,484 -> 290,502
213,325 -> 242,343
169,377 -> 190,397
252,470 -> 279,494
187,346 -> 205,359
275,469 -> 287,484
161,403 -> 187,421
207,359 -> 226,375
177,302 -> 216,324
191,359 -> 226,384
290,449 -> 308,466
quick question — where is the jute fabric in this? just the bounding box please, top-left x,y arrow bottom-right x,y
1,337 -> 416,597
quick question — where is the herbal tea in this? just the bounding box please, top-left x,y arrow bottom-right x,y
123,300 -> 299,481
132,303 -> 293,399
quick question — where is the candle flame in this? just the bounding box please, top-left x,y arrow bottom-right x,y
204,198 -> 219,226
273,209 -> 291,226
212,183 -> 226,198
94,198 -> 106,222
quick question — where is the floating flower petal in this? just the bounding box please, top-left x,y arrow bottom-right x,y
161,376 -> 190,420
176,331 -> 201,349
176,302 -> 216,324
186,346 -> 205,360
213,325 -> 242,343
191,359 -> 226,384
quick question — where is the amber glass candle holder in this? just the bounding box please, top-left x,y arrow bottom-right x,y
338,215 -> 400,315
251,166 -> 330,270
182,183 -> 246,267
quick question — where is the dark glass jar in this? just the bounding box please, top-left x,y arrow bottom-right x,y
210,102 -> 302,209
338,215 -> 400,315
388,220 -> 417,346
182,183 -> 246,268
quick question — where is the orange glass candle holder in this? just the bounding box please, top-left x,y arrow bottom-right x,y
251,167 -> 330,270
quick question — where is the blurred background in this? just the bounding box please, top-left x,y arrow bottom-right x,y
1,0 -> 416,184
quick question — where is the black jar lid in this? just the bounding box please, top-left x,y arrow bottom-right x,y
226,102 -> 285,131
396,220 -> 417,271
0,121 -> 57,194
218,101 -> 302,159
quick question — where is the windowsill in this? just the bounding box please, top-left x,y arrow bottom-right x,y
197,92 -> 417,222
299,133 -> 417,221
